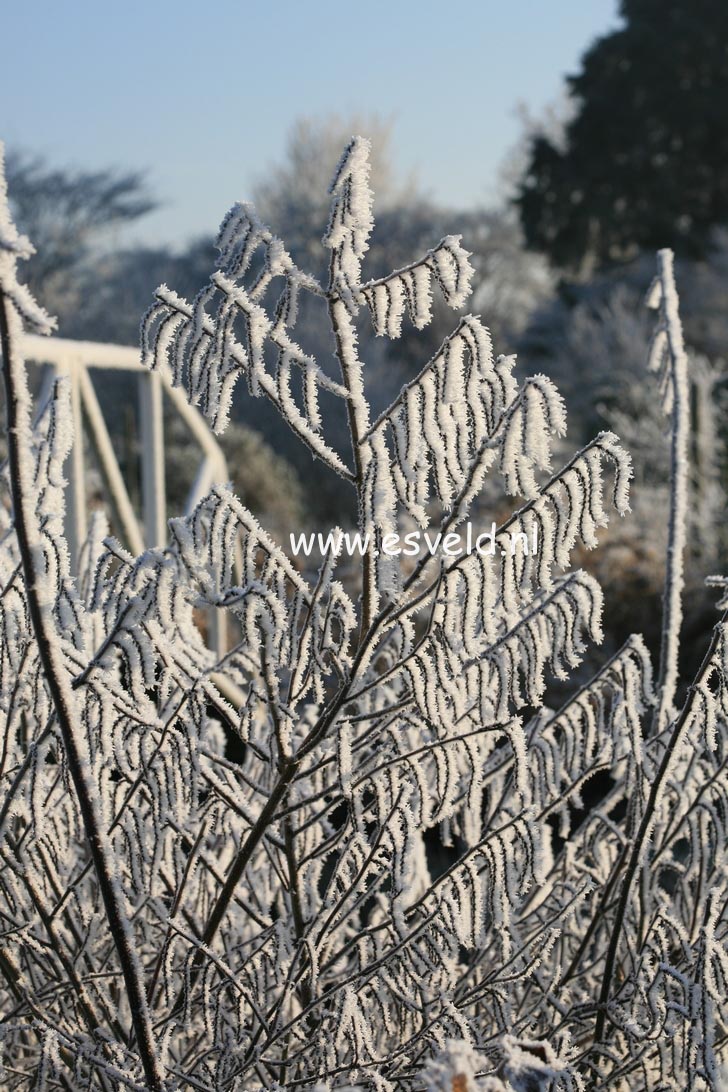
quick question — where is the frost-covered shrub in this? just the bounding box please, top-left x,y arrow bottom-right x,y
0,138 -> 727,1092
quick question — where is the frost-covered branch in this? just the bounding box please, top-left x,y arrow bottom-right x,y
648,248 -> 690,732
0,148 -> 164,1091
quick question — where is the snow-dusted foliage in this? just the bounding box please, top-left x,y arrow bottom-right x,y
0,137 -> 727,1091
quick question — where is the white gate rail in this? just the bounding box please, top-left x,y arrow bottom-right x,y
22,334 -> 229,561
21,334 -> 233,666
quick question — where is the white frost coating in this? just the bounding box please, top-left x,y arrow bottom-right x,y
0,150 -> 164,1090
0,143 -> 54,336
323,135 -> 374,311
361,235 -> 475,337
647,248 -> 690,731
1,143 -> 726,1092
140,205 -> 355,481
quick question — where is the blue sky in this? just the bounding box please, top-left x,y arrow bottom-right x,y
1,0 -> 620,246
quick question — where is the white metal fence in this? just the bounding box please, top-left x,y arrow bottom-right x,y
21,333 -> 232,661
22,333 -> 229,556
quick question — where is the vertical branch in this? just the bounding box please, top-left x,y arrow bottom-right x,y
327,292 -> 375,635
324,136 -> 377,637
593,250 -> 694,1047
0,292 -> 164,1092
651,248 -> 690,733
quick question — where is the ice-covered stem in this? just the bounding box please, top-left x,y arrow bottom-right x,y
590,251 -> 691,1045
324,137 -> 377,633
0,165 -> 164,1090
648,248 -> 690,733
0,300 -> 164,1091
593,611 -> 726,1046
327,292 -> 376,632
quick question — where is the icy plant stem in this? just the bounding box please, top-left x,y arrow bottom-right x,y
327,291 -> 375,636
0,290 -> 164,1092
653,248 -> 690,732
594,255 -> 692,1044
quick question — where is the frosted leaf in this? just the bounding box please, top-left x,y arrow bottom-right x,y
361,236 -> 475,337
141,204 -> 353,480
365,316 -> 516,523
324,136 -> 375,310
